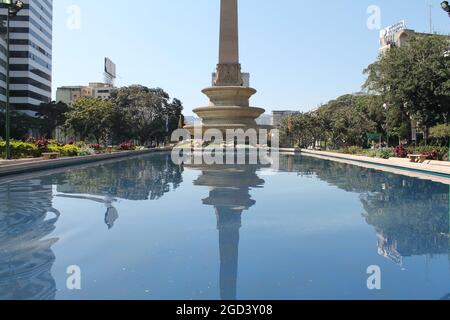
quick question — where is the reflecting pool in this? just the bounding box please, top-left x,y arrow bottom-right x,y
0,153 -> 449,300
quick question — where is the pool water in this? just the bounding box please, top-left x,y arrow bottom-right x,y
0,153 -> 449,300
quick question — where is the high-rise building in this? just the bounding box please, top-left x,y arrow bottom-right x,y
0,0 -> 53,115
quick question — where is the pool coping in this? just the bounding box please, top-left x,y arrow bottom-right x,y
300,149 -> 450,184
0,147 -> 173,178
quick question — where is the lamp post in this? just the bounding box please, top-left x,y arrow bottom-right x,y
1,0 -> 23,159
442,1 -> 450,17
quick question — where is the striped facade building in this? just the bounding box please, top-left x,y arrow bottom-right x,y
0,0 -> 52,115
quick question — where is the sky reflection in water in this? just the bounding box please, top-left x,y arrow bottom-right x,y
0,153 -> 449,300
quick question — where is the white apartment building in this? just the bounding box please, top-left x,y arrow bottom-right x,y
0,0 -> 53,115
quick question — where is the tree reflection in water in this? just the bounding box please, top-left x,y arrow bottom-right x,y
281,155 -> 450,266
57,154 -> 184,201
0,153 -> 184,300
56,153 -> 184,229
0,153 -> 448,300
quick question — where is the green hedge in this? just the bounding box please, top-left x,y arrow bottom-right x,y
0,140 -> 82,159
339,145 -> 449,161
47,143 -> 80,157
0,140 -> 41,159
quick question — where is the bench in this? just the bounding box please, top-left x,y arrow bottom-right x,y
42,152 -> 59,160
407,154 -> 427,163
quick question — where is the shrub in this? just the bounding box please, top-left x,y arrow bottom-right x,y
47,144 -> 62,154
118,142 -> 136,151
407,146 -> 449,161
394,145 -> 408,158
0,140 -> 40,159
89,144 -> 102,151
363,148 -> 394,159
61,144 -> 80,157
342,146 -> 364,155
423,151 -> 438,160
35,139 -> 50,151
377,148 -> 394,159
77,145 -> 96,156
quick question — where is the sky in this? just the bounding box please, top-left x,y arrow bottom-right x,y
52,0 -> 450,116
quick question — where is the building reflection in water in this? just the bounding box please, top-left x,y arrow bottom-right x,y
0,152 -> 448,299
283,154 -> 450,269
188,160 -> 266,300
0,178 -> 59,300
56,154 -> 184,230
0,153 -> 183,300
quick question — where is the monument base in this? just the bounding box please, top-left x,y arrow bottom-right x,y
184,86 -> 273,138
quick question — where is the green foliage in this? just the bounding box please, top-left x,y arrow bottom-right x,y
61,144 -> 80,157
429,124 -> 450,147
340,146 -> 394,159
76,145 -> 96,156
0,140 -> 40,159
109,86 -> 184,145
65,98 -> 116,144
364,35 -> 450,134
364,148 -> 395,159
406,146 -> 449,161
0,139 -> 84,159
0,111 -> 41,140
430,124 -> 450,139
279,94 -> 382,149
35,101 -> 70,138
178,114 -> 185,129
341,146 -> 365,155
46,143 -> 80,157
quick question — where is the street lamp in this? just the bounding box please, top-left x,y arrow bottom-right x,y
1,0 -> 24,159
442,1 -> 450,17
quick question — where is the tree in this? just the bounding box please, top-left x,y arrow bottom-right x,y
65,98 -> 115,144
430,124 -> 450,146
277,94 -> 383,149
110,86 -> 183,145
364,35 -> 450,141
178,114 -> 185,129
36,101 -> 70,138
0,110 -> 40,140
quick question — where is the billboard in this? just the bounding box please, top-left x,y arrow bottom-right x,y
380,21 -> 406,43
104,58 -> 116,78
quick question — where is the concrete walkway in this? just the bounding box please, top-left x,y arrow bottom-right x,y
300,149 -> 450,184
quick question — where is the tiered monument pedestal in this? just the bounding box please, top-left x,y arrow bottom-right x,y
184,86 -> 271,137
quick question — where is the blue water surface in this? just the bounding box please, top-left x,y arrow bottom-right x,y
0,153 -> 449,300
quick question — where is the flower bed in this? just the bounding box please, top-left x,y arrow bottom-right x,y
0,139 -> 143,159
339,145 -> 449,161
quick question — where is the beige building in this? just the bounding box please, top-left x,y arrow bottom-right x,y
379,21 -> 450,54
56,83 -> 114,105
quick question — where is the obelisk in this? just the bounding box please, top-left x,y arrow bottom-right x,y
184,0 -> 272,137
215,0 -> 243,86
